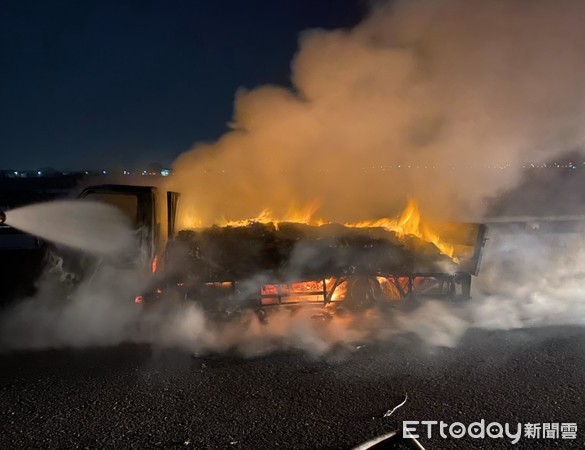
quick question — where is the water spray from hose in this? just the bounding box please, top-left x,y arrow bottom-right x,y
1,200 -> 134,256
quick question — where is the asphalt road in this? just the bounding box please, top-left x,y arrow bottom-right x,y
1,326 -> 584,450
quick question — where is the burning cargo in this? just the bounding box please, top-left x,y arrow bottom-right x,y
169,221 -> 457,282
166,215 -> 485,308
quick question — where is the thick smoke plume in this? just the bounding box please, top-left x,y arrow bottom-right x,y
170,0 -> 585,226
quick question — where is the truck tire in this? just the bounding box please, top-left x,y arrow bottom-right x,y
342,276 -> 382,311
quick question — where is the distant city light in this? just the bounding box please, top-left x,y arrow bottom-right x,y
4,162 -> 585,180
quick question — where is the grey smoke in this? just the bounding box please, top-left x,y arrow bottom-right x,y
3,224 -> 584,355
0,266 -> 147,349
471,229 -> 585,331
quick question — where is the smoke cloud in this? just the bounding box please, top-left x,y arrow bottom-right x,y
170,0 -> 585,226
471,229 -> 585,330
4,225 -> 585,355
0,266 -> 147,349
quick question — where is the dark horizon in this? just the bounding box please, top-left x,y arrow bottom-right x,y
0,0 -> 367,171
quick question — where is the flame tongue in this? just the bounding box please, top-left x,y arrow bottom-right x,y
345,199 -> 457,261
221,202 -> 320,229
192,199 -> 457,261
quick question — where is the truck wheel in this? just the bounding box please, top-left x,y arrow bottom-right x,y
342,277 -> 381,311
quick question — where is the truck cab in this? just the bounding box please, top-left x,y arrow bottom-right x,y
76,184 -> 179,275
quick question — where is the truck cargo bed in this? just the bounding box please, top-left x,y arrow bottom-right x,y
167,222 -> 477,283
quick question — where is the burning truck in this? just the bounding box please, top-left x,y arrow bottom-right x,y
0,183 -> 486,314
35,183 -> 485,315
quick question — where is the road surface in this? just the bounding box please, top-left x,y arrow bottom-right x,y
1,326 -> 584,449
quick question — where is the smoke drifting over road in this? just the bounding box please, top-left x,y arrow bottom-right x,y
472,230 -> 585,331
170,0 -> 585,225
2,225 -> 584,355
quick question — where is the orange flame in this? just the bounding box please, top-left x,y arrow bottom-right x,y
221,202 -> 321,229
183,199 -> 456,260
344,199 -> 457,261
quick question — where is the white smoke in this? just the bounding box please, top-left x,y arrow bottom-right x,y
471,228 -> 585,330
2,225 -> 585,355
0,266 -> 147,349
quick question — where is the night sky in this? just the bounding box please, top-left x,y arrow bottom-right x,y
0,0 -> 366,170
